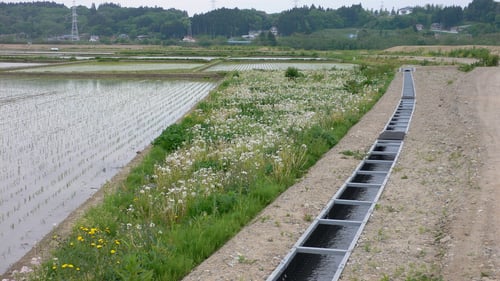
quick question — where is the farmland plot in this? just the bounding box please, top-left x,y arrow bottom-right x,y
11,62 -> 205,73
0,78 -> 216,273
205,62 -> 355,72
0,62 -> 49,69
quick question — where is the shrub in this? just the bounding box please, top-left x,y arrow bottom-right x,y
153,123 -> 191,152
285,67 -> 303,79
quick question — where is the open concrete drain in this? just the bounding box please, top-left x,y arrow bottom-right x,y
267,68 -> 416,281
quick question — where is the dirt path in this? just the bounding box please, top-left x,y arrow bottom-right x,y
334,66 -> 500,281
443,67 -> 500,280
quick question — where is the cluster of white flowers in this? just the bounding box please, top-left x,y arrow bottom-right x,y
128,68 -> 380,226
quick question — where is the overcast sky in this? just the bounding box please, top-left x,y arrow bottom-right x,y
6,0 -> 474,16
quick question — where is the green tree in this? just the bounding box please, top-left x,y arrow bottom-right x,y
436,6 -> 464,28
465,0 -> 498,22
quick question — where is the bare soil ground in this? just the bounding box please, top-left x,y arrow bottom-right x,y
183,65 -> 500,281
385,45 -> 500,55
0,43 -> 153,51
339,66 -> 500,281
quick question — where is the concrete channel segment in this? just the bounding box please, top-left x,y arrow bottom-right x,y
267,67 -> 416,281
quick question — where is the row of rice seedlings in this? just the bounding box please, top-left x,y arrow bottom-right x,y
12,63 -> 205,73
205,62 -> 354,72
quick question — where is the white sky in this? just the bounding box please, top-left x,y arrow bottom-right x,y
5,0 -> 474,16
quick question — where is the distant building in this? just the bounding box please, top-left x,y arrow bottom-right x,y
239,27 -> 279,41
430,23 -> 442,31
270,26 -> 278,36
182,36 -> 196,43
415,24 -> 424,31
242,30 -> 260,40
89,35 -> 100,42
48,34 -> 79,41
118,34 -> 129,40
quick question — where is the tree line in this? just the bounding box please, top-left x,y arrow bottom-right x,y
0,0 -> 498,46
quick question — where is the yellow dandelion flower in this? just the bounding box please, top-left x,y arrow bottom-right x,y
88,228 -> 98,235
90,242 -> 96,247
110,249 -> 116,254
98,238 -> 105,244
115,240 -> 120,245
96,244 -> 103,249
77,236 -> 84,242
76,267 -> 80,271
70,242 -> 74,246
52,265 -> 57,270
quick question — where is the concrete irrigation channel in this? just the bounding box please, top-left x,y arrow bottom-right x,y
267,67 -> 416,281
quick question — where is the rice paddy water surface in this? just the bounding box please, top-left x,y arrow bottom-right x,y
0,77 -> 217,273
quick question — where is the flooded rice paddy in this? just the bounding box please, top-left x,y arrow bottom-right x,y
12,62 -> 204,73
0,77 -> 216,273
0,62 -> 49,69
204,62 -> 355,72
